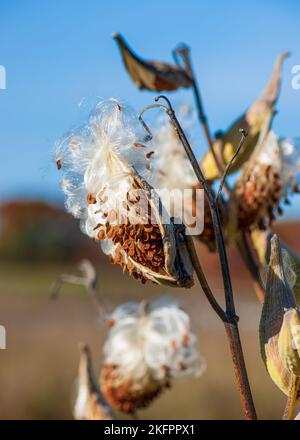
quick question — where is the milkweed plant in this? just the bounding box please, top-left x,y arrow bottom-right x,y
53,34 -> 300,420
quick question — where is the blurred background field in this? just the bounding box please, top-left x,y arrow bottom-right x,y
0,200 -> 298,419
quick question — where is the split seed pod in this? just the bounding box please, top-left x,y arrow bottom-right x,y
113,33 -> 192,91
278,308 -> 300,377
281,248 -> 300,307
73,344 -> 113,420
201,52 -> 289,180
235,131 -> 300,231
259,235 -> 300,398
100,299 -> 205,414
56,99 -> 193,287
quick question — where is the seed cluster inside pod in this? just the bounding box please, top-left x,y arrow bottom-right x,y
100,364 -> 169,414
235,132 -> 300,232
100,299 -> 204,414
105,223 -> 164,280
237,163 -> 283,230
93,176 -> 166,284
56,99 -> 194,287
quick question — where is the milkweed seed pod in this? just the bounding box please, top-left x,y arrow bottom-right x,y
283,250 -> 300,307
73,344 -> 113,420
261,242 -> 298,291
113,33 -> 193,92
56,99 -> 193,287
259,235 -> 300,398
278,308 -> 300,377
201,52 -> 289,180
235,132 -> 300,231
100,299 -> 205,414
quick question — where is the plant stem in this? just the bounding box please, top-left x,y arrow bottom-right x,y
138,96 -> 257,419
155,97 -> 236,317
224,323 -> 257,419
185,236 -> 257,418
215,129 -> 247,202
185,235 -> 227,322
173,45 -> 229,179
157,96 -> 256,418
192,78 -> 214,150
178,47 -> 225,172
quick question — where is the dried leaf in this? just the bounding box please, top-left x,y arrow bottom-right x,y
113,33 -> 193,91
201,52 -> 289,180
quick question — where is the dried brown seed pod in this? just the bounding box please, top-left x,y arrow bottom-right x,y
235,132 -> 300,231
100,299 -> 205,414
201,52 -> 289,180
113,33 -> 192,92
73,344 -> 113,420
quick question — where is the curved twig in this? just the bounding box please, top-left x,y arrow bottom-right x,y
49,259 -> 105,317
215,129 -> 248,203
138,96 -> 257,420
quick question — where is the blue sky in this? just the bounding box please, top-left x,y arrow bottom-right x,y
0,0 -> 299,215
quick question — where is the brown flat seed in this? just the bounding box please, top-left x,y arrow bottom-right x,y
106,228 -> 115,239
127,260 -> 134,272
133,142 -> 146,148
87,193 -> 97,204
97,229 -> 106,240
146,151 -> 155,159
93,223 -> 101,231
106,319 -> 116,328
